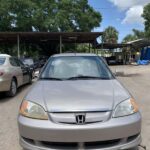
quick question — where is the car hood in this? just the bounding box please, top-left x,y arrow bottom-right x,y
25,79 -> 130,112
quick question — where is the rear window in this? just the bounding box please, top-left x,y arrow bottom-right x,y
0,57 -> 6,65
23,59 -> 34,65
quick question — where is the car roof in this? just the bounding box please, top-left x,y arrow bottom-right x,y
52,53 -> 98,57
0,54 -> 11,57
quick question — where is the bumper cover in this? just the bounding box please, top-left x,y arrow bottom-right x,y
18,112 -> 141,149
20,134 -> 141,150
0,79 -> 11,92
18,112 -> 141,142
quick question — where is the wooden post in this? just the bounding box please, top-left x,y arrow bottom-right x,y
60,35 -> 62,53
17,34 -> 20,58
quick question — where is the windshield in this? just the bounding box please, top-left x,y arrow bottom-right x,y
41,56 -> 114,80
0,57 -> 6,65
23,59 -> 34,65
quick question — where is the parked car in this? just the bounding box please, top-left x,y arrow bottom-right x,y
20,58 -> 37,77
0,54 -> 32,97
106,56 -> 117,65
39,56 -> 48,67
18,53 -> 141,150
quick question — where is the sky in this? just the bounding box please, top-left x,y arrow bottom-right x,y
88,0 -> 150,42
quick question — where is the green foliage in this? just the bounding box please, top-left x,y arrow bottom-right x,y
0,0 -> 102,32
0,0 -> 102,56
122,34 -> 137,43
132,29 -> 145,39
102,26 -> 119,44
142,3 -> 150,38
77,44 -> 91,53
122,29 -> 145,43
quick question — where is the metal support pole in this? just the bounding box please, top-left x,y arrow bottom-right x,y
129,45 -> 132,64
100,36 -> 103,56
89,43 -> 90,53
60,35 -> 62,53
94,47 -> 96,54
101,36 -> 103,50
17,34 -> 20,58
93,42 -> 97,54
75,39 -> 77,52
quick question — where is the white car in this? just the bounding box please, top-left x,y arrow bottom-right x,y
0,54 -> 32,96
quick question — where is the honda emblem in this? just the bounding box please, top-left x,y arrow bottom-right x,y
75,114 -> 86,124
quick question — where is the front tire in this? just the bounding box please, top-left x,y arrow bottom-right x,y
6,79 -> 17,97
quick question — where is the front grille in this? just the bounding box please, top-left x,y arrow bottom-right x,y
42,141 -> 78,149
23,137 -> 35,145
85,139 -> 121,149
50,111 -> 111,124
127,134 -> 140,142
40,139 -> 121,149
22,134 -> 140,149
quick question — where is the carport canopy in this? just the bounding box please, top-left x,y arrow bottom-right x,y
96,39 -> 150,50
96,43 -> 130,49
0,32 -> 103,57
127,39 -> 150,48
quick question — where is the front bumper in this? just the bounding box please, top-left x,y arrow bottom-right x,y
18,112 -> 142,150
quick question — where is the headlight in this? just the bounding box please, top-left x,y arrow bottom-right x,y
20,100 -> 48,120
113,98 -> 139,118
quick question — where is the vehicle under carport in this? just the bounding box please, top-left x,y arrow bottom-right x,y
96,39 -> 150,65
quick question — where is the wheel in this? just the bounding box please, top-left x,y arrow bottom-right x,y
6,79 -> 17,97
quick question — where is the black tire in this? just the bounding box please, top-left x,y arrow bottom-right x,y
6,79 -> 17,97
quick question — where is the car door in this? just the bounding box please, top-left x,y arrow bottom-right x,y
16,59 -> 30,84
9,57 -> 23,87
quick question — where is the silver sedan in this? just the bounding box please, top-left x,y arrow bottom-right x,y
0,54 -> 32,96
18,53 -> 141,150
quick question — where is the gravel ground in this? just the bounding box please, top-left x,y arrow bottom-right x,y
111,65 -> 150,150
0,65 -> 150,150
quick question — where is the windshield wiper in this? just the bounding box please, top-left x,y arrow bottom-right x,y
40,77 -> 63,81
66,75 -> 109,80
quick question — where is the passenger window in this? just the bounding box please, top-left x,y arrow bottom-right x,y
9,58 -> 20,67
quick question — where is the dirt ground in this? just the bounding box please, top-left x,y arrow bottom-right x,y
111,65 -> 150,150
0,65 -> 150,150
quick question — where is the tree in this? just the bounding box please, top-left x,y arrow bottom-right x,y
102,26 -> 119,44
142,3 -> 150,38
132,29 -> 145,39
0,0 -> 102,32
122,29 -> 145,43
0,0 -> 102,56
122,34 -> 137,43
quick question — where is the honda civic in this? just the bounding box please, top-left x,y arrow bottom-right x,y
18,53 -> 141,150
